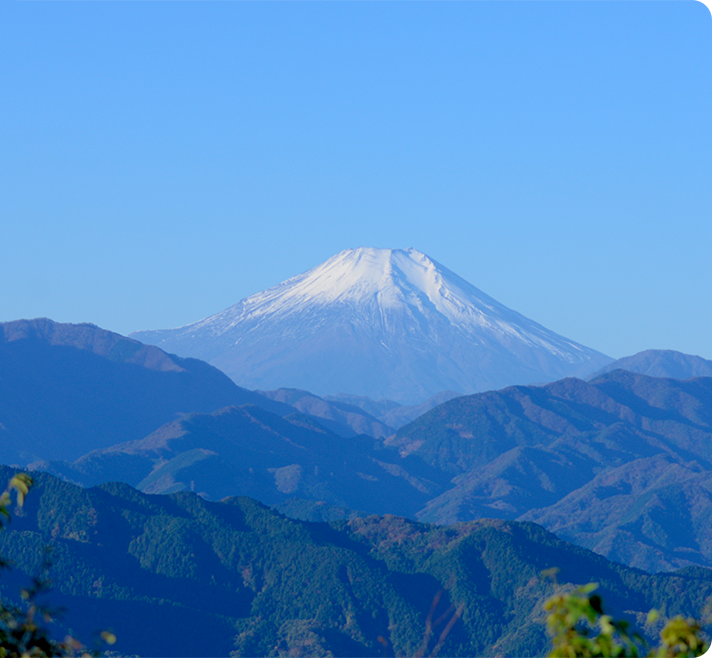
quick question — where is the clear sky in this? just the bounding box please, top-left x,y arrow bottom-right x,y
2,1 -> 711,360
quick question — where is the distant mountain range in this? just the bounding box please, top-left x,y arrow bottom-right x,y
392,370 -> 712,572
257,388 -> 462,433
324,390 -> 462,429
323,349 -> 712,429
1,467 -> 710,658
4,317 -> 712,574
0,318 -> 388,464
131,247 -> 613,403
257,388 -> 394,438
45,404 -> 443,519
0,318 -> 292,464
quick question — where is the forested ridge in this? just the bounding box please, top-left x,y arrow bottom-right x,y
0,468 -> 710,657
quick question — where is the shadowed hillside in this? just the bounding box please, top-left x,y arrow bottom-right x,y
0,319 -> 294,464
0,468 -> 710,657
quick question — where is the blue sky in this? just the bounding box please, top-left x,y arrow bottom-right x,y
2,1 -> 711,360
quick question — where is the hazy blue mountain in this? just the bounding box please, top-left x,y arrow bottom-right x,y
587,348 -> 712,381
379,391 -> 464,428
391,370 -> 712,571
132,248 -> 612,403
325,390 -> 462,429
258,388 -> 394,438
322,393 -> 404,420
520,454 -> 712,572
1,467 -> 710,658
40,404 -> 446,517
0,318 -> 296,464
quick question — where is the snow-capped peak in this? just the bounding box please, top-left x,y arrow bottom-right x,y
199,247 -> 555,350
246,247 -> 471,314
132,247 -> 611,403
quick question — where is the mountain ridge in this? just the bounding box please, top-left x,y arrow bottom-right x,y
42,403 -> 443,516
0,318 -> 372,464
587,349 -> 712,381
392,369 -> 712,571
1,466 -> 711,657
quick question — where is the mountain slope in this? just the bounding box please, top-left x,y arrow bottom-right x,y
258,388 -> 394,438
132,248 -> 611,403
1,468 -> 710,658
391,370 -> 712,571
43,404 -> 444,517
520,454 -> 712,571
587,349 -> 712,381
0,318 -> 295,464
37,361 -> 712,571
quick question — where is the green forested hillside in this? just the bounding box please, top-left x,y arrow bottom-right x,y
0,468 -> 710,657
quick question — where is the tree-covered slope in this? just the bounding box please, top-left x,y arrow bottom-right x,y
391,371 -> 712,571
0,468 -> 710,657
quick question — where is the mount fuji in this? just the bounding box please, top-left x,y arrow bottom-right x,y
132,248 -> 612,403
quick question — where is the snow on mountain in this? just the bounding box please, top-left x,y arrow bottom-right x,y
132,248 -> 612,403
